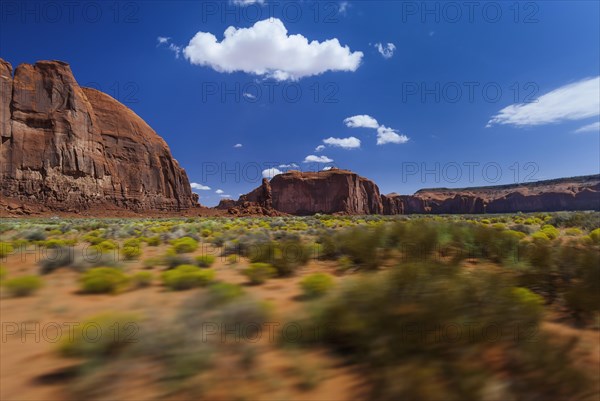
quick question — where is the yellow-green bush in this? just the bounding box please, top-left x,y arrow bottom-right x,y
242,263 -> 276,285
0,242 -> 14,258
162,265 -> 214,290
4,275 -> 43,297
300,273 -> 334,298
131,271 -> 153,288
195,255 -> 216,267
59,312 -> 140,358
170,237 -> 199,254
80,267 -> 129,294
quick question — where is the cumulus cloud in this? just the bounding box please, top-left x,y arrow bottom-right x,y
344,114 -> 379,129
183,18 -> 363,81
157,36 -> 170,45
339,1 -> 349,15
190,183 -> 211,191
278,163 -> 299,168
323,136 -> 361,149
262,168 -> 283,179
323,166 -> 334,171
487,77 -> 600,128
215,189 -> 224,194
304,155 -> 333,163
234,143 -> 243,148
376,126 -> 409,145
242,92 -> 256,99
315,145 -> 326,152
374,42 -> 396,59
574,121 -> 600,133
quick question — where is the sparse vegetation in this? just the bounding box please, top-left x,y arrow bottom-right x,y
80,267 -> 129,294
4,275 -> 43,297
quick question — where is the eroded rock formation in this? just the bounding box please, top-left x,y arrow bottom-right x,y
231,170 -> 600,215
0,58 -> 198,213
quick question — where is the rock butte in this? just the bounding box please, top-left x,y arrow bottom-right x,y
0,58 -> 198,215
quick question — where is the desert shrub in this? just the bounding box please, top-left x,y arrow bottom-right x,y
121,244 -> 142,260
299,262 -> 586,400
4,275 -> 43,297
300,273 -> 334,299
564,227 -> 583,236
530,231 -> 550,241
92,240 -> 118,253
38,246 -> 74,274
145,235 -> 161,246
59,312 -> 140,358
195,254 -> 216,267
248,239 -> 309,276
243,263 -> 276,285
336,226 -> 384,269
170,237 -> 198,253
510,224 -> 534,235
0,242 -> 14,258
337,255 -> 354,272
131,271 -> 153,288
80,267 -> 129,294
162,265 -> 215,290
226,254 -> 238,265
540,224 -> 559,240
161,252 -> 192,269
562,247 -> 600,324
0,266 -> 6,281
205,282 -> 244,306
589,228 -> 600,244
25,230 -> 46,241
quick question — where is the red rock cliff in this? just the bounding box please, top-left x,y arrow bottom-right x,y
0,59 -> 198,213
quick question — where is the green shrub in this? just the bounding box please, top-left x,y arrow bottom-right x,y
4,275 -> 43,297
131,271 -> 153,288
0,242 -> 14,258
243,263 -> 276,285
300,273 -> 334,299
206,282 -> 244,306
80,267 -> 129,294
121,245 -> 141,260
170,237 -> 199,254
564,227 -> 583,236
248,240 -> 309,276
226,254 -> 238,265
0,266 -> 6,281
195,255 -> 216,268
162,265 -> 215,290
38,246 -> 74,274
145,235 -> 161,246
589,228 -> 600,244
540,224 -> 559,240
161,252 -> 192,269
59,312 -> 140,358
92,240 -> 118,253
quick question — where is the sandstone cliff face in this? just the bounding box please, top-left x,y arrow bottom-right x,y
0,59 -> 197,213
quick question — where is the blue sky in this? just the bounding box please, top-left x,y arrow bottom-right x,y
1,0 -> 599,206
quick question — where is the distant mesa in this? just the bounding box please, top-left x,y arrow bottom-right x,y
223,169 -> 600,215
0,58 -> 198,215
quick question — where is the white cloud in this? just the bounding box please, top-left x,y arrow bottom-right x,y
323,136 -> 361,149
487,77 -> 600,127
339,1 -> 349,15
374,42 -> 396,59
377,126 -> 409,145
323,166 -> 333,171
304,155 -> 333,163
315,145 -> 326,152
234,143 -> 243,148
262,168 -> 283,179
232,0 -> 264,5
190,183 -> 211,191
574,121 -> 600,133
183,18 -> 363,81
215,189 -> 224,194
242,92 -> 256,99
278,163 -> 299,168
344,114 -> 379,129
220,194 -> 232,198
157,37 -> 182,58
